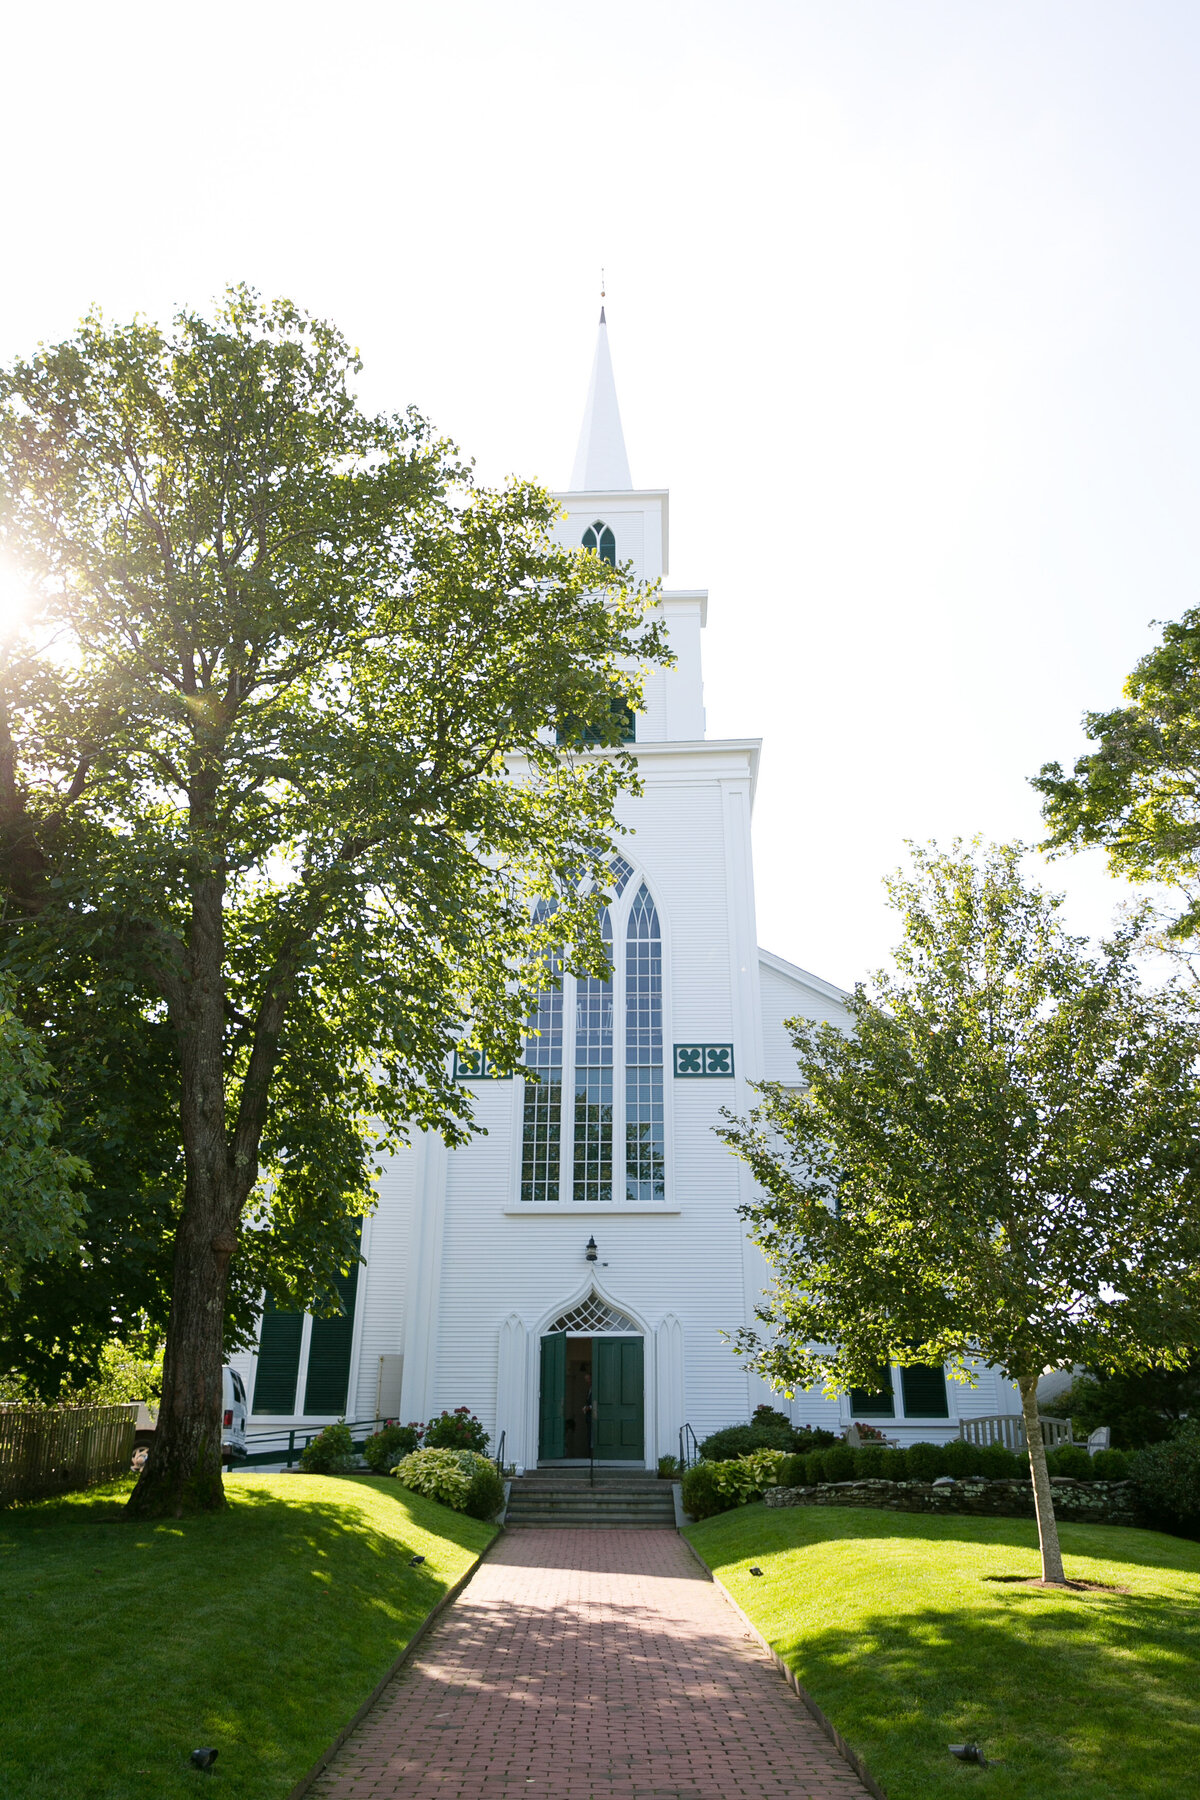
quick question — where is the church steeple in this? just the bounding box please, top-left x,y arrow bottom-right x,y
569,307 -> 632,491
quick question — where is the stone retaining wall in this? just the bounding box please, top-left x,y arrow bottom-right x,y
764,1475 -> 1138,1526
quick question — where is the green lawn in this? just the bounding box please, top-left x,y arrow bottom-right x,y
686,1503 -> 1200,1800
1,1471 -> 495,1799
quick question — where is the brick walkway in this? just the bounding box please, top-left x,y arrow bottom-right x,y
309,1528 -> 873,1800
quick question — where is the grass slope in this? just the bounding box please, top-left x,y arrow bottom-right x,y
687,1503 -> 1200,1800
2,1471 -> 495,1799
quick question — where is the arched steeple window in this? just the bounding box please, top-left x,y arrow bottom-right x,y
582,520 -> 616,566
624,885 -> 665,1202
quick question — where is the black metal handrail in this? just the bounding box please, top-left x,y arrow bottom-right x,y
678,1423 -> 701,1472
238,1416 -> 387,1468
494,1430 -> 506,1477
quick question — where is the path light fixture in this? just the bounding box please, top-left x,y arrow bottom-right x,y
585,1236 -> 598,1263
749,1567 -> 764,1577
189,1748 -> 219,1771
949,1743 -> 988,1766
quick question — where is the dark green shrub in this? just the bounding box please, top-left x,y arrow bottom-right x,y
681,1462 -> 731,1520
854,1445 -> 887,1478
977,1440 -> 1022,1479
363,1422 -> 420,1473
425,1407 -> 489,1453
751,1404 -> 794,1434
699,1425 -> 758,1461
818,1446 -> 856,1483
904,1441 -> 951,1482
791,1425 -> 839,1452
1048,1444 -> 1092,1480
1090,1447 -> 1130,1481
778,1453 -> 814,1487
803,1450 -> 826,1484
657,1454 -> 679,1478
463,1457 -> 505,1521
1051,1363 -> 1200,1451
299,1421 -> 354,1474
1130,1423 -> 1200,1525
941,1437 -> 984,1477
878,1446 -> 909,1480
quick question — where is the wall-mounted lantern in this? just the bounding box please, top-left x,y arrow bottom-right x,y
585,1236 -> 598,1263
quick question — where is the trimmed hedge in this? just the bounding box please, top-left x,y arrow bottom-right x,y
298,1422 -> 354,1474
1129,1423 -> 1200,1526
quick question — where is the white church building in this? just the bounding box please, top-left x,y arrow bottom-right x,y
234,314 -> 1019,1468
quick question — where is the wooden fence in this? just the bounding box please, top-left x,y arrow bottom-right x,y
958,1413 -> 1076,1452
0,1404 -> 137,1505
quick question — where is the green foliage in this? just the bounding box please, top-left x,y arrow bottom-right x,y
1036,606 -> 1200,942
657,1454 -> 679,1478
877,1446 -> 910,1480
904,1441 -> 950,1482
0,982 -> 88,1295
681,1461 -> 727,1520
1091,1448 -> 1130,1481
803,1450 -> 827,1484
1050,1363 -> 1200,1450
816,1445 -> 855,1482
1129,1423 -> 1200,1526
776,1453 -> 809,1486
423,1407 -> 489,1453
853,1445 -> 888,1477
721,842 -> 1200,1402
698,1415 -> 835,1462
392,1447 -> 502,1520
299,1422 -> 355,1474
362,1422 -> 420,1473
59,1340 -> 164,1406
1047,1444 -> 1093,1480
977,1440 -> 1022,1479
939,1437 -> 984,1477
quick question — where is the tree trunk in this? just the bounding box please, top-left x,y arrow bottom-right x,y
125,1188 -> 236,1518
1019,1372 -> 1066,1584
127,849 -> 237,1519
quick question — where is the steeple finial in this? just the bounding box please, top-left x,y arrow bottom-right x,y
569,296 -> 631,490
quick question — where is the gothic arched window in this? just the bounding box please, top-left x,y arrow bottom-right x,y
520,905 -> 563,1205
624,886 -> 665,1202
582,520 -> 616,566
573,908 -> 613,1203
519,876 -> 667,1205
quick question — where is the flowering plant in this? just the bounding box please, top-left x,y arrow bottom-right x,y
424,1407 -> 489,1453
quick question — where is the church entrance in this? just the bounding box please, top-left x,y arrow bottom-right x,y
538,1333 -> 644,1462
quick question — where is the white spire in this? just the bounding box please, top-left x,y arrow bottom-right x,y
569,306 -> 632,491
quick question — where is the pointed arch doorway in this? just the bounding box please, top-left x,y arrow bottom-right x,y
538,1292 -> 644,1463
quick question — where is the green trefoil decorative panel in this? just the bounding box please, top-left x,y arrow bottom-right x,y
673,1043 -> 735,1078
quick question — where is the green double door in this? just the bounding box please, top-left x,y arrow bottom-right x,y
539,1334 -> 644,1462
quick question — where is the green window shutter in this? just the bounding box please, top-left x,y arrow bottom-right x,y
303,1249 -> 361,1416
253,1300 -> 304,1414
900,1364 -> 949,1418
850,1365 -> 895,1418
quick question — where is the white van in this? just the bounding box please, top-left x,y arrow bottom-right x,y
222,1366 -> 248,1463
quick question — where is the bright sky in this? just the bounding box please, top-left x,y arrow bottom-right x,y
4,1 -> 1197,988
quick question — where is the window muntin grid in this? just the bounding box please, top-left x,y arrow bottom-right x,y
624,885 -> 665,1203
520,908 -> 563,1205
572,909 -> 613,1203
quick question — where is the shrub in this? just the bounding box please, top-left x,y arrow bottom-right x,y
776,1453 -> 809,1487
392,1447 -> 503,1519
299,1421 -> 355,1474
751,1404 -> 794,1434
818,1446 -> 856,1483
941,1437 -> 985,1478
1129,1423 -> 1200,1526
853,1445 -> 887,1478
682,1462 -> 728,1520
1047,1443 -> 1092,1480
1090,1447 -> 1130,1481
878,1446 -> 909,1480
657,1454 -> 679,1478
977,1440 -> 1022,1479
363,1422 -> 421,1473
424,1407 -> 489,1453
792,1425 -> 839,1452
904,1441 -> 950,1482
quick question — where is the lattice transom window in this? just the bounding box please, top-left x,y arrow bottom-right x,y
547,1292 -> 639,1334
